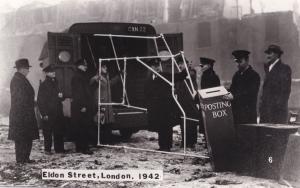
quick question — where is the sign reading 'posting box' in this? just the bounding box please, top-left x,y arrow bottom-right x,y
198,86 -> 236,172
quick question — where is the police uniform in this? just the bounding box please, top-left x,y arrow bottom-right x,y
229,50 -> 260,124
37,65 -> 65,153
200,57 -> 221,89
198,57 -> 221,134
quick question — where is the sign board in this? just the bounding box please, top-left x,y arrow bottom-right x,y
198,86 -> 236,171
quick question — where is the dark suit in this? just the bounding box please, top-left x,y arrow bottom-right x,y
176,68 -> 199,147
9,72 -> 39,163
37,76 -> 64,152
71,69 -> 93,152
260,60 -> 291,123
145,70 -> 187,150
229,66 -> 260,124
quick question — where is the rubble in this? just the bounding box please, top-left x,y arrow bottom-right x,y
0,123 -> 292,187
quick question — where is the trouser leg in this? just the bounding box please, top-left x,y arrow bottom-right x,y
15,139 -> 32,163
158,126 -> 173,150
54,133 -> 64,152
42,128 -> 52,152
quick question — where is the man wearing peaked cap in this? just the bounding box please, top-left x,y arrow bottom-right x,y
37,64 -> 65,154
226,50 -> 260,124
199,57 -> 220,89
198,57 -> 220,137
260,44 -> 291,123
9,58 -> 39,163
42,64 -> 55,73
232,50 -> 250,61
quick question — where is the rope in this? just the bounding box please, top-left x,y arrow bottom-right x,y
109,35 -> 130,105
95,144 -> 209,159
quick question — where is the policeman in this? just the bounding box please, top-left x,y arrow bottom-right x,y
198,57 -> 221,136
226,50 -> 260,124
37,64 -> 65,154
199,57 -> 220,89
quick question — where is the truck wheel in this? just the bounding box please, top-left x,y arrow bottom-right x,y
119,130 -> 135,139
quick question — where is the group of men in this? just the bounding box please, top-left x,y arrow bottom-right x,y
9,58 -> 116,163
145,44 -> 291,152
8,43 -> 291,163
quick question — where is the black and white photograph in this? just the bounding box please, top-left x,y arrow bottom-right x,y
0,0 -> 300,187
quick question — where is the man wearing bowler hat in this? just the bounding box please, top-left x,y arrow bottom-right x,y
226,50 -> 260,124
260,44 -> 291,123
37,64 -> 65,154
9,58 -> 39,163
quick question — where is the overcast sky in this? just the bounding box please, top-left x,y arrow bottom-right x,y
0,0 -> 299,14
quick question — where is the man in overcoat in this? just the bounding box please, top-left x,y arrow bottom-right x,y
175,56 -> 199,148
9,58 -> 39,163
260,45 -> 291,124
71,59 -> 93,154
145,58 -> 187,151
228,50 -> 260,124
37,65 -> 65,154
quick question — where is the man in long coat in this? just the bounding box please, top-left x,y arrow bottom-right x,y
37,65 -> 65,154
228,50 -> 260,124
145,58 -> 187,151
260,45 -> 291,124
71,59 -> 93,154
9,58 -> 39,163
175,56 -> 199,148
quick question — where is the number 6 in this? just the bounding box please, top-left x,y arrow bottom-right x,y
268,156 -> 273,163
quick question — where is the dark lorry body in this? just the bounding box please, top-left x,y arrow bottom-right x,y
45,22 -> 183,138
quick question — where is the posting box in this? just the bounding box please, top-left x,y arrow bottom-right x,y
198,86 -> 236,172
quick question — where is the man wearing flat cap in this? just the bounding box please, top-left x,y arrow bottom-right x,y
9,58 -> 39,163
71,59 -> 93,154
145,58 -> 188,151
37,64 -> 65,154
226,50 -> 260,124
260,44 -> 291,123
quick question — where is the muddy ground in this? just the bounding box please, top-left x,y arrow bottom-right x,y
0,117 -> 295,188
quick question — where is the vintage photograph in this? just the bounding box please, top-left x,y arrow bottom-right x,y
0,0 -> 299,187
